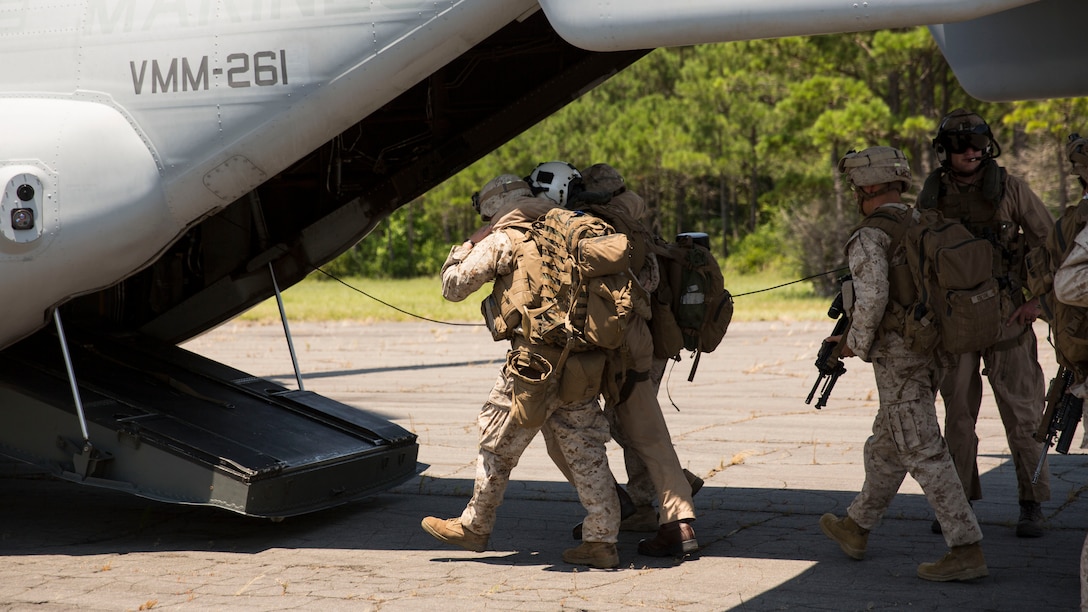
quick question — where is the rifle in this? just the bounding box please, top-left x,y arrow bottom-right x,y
806,286 -> 851,410
1032,365 -> 1084,483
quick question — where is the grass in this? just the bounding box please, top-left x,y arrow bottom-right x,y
237,269 -> 835,324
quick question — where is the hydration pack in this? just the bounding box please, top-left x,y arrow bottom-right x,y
650,232 -> 733,380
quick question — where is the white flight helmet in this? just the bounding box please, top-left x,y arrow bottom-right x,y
527,161 -> 583,207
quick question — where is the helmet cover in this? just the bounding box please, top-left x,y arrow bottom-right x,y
477,174 -> 532,221
581,163 -> 625,195
838,146 -> 912,194
1067,133 -> 1088,185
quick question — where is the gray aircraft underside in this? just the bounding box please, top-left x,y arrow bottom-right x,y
0,0 -> 1080,517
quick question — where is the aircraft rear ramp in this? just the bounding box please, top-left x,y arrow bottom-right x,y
0,326 -> 420,518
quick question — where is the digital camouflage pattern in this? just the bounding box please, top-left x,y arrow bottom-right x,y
844,222 -> 897,363
439,202 -> 619,545
1082,535 -> 1088,610
440,231 -> 515,303
847,345 -> 982,548
462,368 -> 618,543
1055,223 -> 1088,309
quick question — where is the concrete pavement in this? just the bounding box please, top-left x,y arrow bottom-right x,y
1,320 -> 1084,611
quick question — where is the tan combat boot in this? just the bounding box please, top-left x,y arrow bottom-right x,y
819,513 -> 869,560
917,543 -> 988,582
421,516 -> 488,552
563,541 -> 620,569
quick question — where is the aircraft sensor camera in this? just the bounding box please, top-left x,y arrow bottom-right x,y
11,208 -> 33,231
16,183 -> 34,202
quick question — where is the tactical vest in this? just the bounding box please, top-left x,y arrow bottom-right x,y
917,161 -> 1020,286
483,223 -> 543,342
854,203 -> 1004,355
849,205 -> 916,334
1034,201 -> 1088,373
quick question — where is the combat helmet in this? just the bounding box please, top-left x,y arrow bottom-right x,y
838,146 -> 912,195
1067,133 -> 1088,188
581,163 -> 626,195
932,108 -> 1001,166
475,174 -> 532,221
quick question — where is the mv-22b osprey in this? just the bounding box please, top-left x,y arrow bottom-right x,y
0,0 -> 1083,519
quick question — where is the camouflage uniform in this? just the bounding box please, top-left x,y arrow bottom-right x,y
928,171 -> 1053,504
1049,218 -> 1088,403
843,204 -> 983,547
544,188 -> 696,524
1083,537 -> 1088,612
441,204 -> 619,544
1054,223 -> 1088,309
1050,222 -> 1088,605
463,363 -> 617,542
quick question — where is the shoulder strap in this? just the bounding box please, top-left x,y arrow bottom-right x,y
1055,200 -> 1088,260
917,169 -> 946,210
981,163 -> 1007,207
854,206 -> 911,258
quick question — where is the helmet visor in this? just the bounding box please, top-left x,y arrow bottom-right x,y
943,124 -> 991,154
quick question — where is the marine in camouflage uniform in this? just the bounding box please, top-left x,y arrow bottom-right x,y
1055,214 -> 1088,610
819,146 -> 987,583
537,162 -> 698,557
918,110 -> 1052,537
1053,208 -> 1088,612
419,174 -> 620,569
1055,222 -> 1088,311
1045,135 -> 1088,607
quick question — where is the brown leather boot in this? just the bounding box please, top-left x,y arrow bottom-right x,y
917,543 -> 988,582
421,516 -> 488,553
819,513 -> 869,560
637,520 -> 698,557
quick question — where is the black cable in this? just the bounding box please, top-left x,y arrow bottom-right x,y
214,208 -> 846,325
209,211 -> 484,327
309,266 -> 482,327
730,266 -> 849,298
310,262 -> 849,325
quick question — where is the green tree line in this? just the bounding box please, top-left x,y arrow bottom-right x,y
325,29 -> 1088,295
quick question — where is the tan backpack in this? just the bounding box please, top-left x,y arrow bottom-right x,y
524,207 -> 649,352
860,206 -> 1003,355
